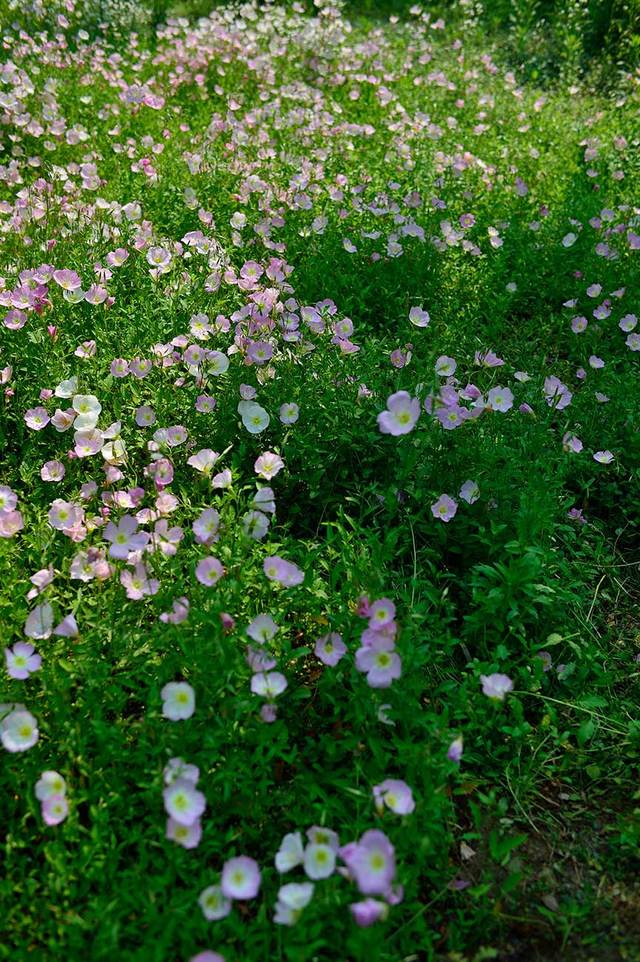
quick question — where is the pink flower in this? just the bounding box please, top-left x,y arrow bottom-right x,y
408,306 -> 430,327
486,386 -> 514,412
42,795 -> 69,826
104,515 -> 149,559
377,391 -> 420,436
254,451 -> 284,479
355,637 -> 402,688
373,779 -> 415,815
5,642 -> 42,679
196,557 -> 225,587
121,563 -> 159,600
163,779 -> 206,825
343,830 -> 396,896
431,494 -> 457,522
221,856 -> 261,900
166,817 -> 202,849
192,508 -> 220,546
368,599 -> 396,628
25,407 -> 50,430
350,899 -> 388,927
593,450 -> 614,464
264,556 -> 304,587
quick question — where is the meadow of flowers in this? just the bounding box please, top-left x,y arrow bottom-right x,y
1,1 -> 639,959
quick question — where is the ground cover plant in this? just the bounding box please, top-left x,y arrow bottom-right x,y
0,1 -> 639,960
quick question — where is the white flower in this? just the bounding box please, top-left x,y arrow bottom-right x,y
207,351 -> 230,376
161,682 -> 195,721
303,842 -> 336,880
250,672 -> 287,699
275,831 -> 304,873
55,377 -> 78,398
35,770 -> 66,801
1,709 -> 39,752
274,883 -> 314,926
198,885 -> 231,921
247,614 -> 279,644
72,394 -> 101,431
238,401 -> 270,434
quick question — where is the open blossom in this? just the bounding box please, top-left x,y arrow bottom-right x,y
254,451 -> 284,479
377,391 -> 420,436
431,494 -> 457,522
164,757 -> 200,786
1,708 -> 39,752
315,632 -> 347,666
593,450 -> 614,464
36,771 -> 66,801
279,403 -> 299,424
343,830 -> 396,896
373,779 -> 415,815
304,843 -> 336,880
355,636 -> 402,689
198,885 -> 231,921
25,407 -> 50,430
5,642 -> 42,680
161,682 -> 195,720
435,355 -> 456,376
121,563 -> 159,600
104,515 -> 149,559
42,795 -> 69,826
409,306 -> 430,327
480,673 -> 514,700
264,556 -> 304,587
72,394 -> 101,431
238,401 -> 270,434
167,817 -> 202,849
486,386 -> 514,412
163,779 -> 206,825
192,508 -> 220,545
221,856 -> 261,900
196,557 -> 225,587
368,598 -> 396,628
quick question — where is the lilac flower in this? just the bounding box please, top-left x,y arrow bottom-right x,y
41,461 -> 65,482
315,632 -> 347,666
435,356 -> 457,376
198,886 -> 231,921
163,779 -> 206,825
408,306 -> 430,327
563,432 -> 583,453
350,899 -> 388,927
571,316 -> 588,333
196,557 -> 225,587
589,355 -> 605,369
486,386 -> 514,412
48,499 -> 82,531
303,843 -> 336,880
275,831 -> 304,872
221,856 -> 261,900
104,515 -> 148,559
161,682 -> 195,721
431,494 -> 458,522
447,736 -> 464,763
368,599 -> 396,628
251,672 -> 288,698
372,779 -> 415,815
190,953 -> 225,962
377,391 -> 420,436
619,313 -> 637,332
193,508 -> 220,546
480,673 -> 514,700
254,451 -> 284,480
475,349 -> 504,367
626,333 -> 640,351
1,708 -> 39,752
345,830 -> 396,896
167,817 -> 202,849
264,556 -> 304,587
544,376 -> 572,410
593,450 -> 614,464
42,795 -> 69,826
355,637 -> 402,689
5,642 -> 41,680
274,883 -> 314,926
121,564 -> 159,601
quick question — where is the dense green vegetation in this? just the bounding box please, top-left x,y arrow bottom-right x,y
0,2 -> 638,961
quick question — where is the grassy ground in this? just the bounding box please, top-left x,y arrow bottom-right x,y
0,2 -> 639,961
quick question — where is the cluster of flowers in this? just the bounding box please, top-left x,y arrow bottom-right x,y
162,756 -> 206,850
353,597 -> 402,689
